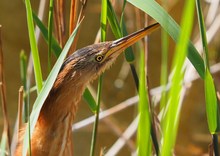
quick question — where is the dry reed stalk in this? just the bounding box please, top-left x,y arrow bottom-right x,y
69,0 -> 78,35
0,25 -> 5,87
10,87 -> 24,154
68,0 -> 79,55
68,0 -> 88,55
0,82 -> 11,154
54,0 -> 66,47
0,25 -> 11,153
99,147 -> 106,156
17,86 -> 24,132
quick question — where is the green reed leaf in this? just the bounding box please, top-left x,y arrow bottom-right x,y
32,12 -> 62,58
25,0 -> 43,94
47,0 -> 54,71
196,0 -> 220,133
127,0 -> 205,79
161,1 -> 195,155
137,48 -> 151,156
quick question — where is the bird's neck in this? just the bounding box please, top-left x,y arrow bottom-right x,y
29,70 -> 87,155
39,74 -> 86,125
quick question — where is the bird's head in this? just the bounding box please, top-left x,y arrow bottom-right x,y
58,23 -> 160,86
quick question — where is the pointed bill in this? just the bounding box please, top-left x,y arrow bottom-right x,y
106,23 -> 160,57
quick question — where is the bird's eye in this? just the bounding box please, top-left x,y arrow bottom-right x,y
95,55 -> 104,62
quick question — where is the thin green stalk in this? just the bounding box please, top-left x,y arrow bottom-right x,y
90,75 -> 103,156
137,48 -> 151,156
130,64 -> 139,90
48,0 -> 54,71
27,87 -> 31,156
83,88 -> 97,113
26,58 -> 32,155
90,0 -> 107,155
100,0 -> 107,42
19,50 -> 29,122
195,0 -> 209,67
24,0 -> 43,153
212,134 -> 219,155
25,0 -> 43,94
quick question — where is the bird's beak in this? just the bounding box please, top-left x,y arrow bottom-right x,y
106,23 -> 160,58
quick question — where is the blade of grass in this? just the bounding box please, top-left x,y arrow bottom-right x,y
204,70 -> 220,133
83,88 -> 97,112
19,51 -> 27,96
127,0 -> 205,79
47,0 -> 54,71
33,12 -> 62,58
196,0 -> 220,133
90,0 -> 107,155
196,0 -> 220,154
106,0 -> 121,39
195,0 -> 209,66
89,76 -> 103,156
25,0 -> 43,94
137,48 -> 151,156
161,1 -> 195,155
100,0 -> 107,42
22,21 -> 82,156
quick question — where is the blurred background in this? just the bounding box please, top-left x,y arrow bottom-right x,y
0,0 -> 220,155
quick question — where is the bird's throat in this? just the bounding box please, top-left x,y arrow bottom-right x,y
32,74 -> 86,155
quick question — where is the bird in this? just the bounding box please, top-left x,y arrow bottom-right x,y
14,23 -> 160,156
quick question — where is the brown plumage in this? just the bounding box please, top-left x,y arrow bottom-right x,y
14,23 -> 160,156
